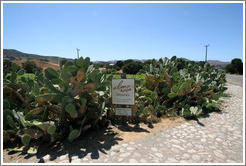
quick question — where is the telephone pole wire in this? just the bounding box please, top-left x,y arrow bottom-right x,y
205,44 -> 210,63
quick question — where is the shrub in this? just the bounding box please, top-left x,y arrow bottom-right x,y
122,61 -> 143,74
22,61 -> 42,73
225,58 -> 243,75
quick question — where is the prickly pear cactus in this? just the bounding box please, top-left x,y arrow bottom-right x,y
139,56 -> 227,118
43,57 -> 112,142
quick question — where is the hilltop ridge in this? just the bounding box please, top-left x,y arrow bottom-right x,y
3,49 -> 230,70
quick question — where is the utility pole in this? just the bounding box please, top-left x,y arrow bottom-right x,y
205,44 -> 210,63
76,48 -> 80,59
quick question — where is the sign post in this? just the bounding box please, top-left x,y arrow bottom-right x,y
111,73 -> 135,125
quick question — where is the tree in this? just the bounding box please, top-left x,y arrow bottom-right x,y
60,59 -> 68,66
114,60 -> 124,71
115,60 -> 123,68
97,63 -> 105,68
225,58 -> 243,75
123,59 -> 134,66
3,60 -> 21,74
106,63 -> 114,69
3,60 -> 13,74
22,61 -> 42,73
122,61 -> 143,74
176,58 -> 187,70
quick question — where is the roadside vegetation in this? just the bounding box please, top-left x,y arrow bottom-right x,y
3,56 -> 227,155
225,58 -> 243,75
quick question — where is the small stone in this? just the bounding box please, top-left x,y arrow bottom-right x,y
187,143 -> 193,147
153,159 -> 160,163
190,128 -> 197,132
59,154 -> 67,160
183,154 -> 190,158
43,155 -> 50,160
208,134 -> 217,139
71,159 -> 81,163
216,138 -> 223,142
82,158 -> 88,161
122,143 -> 128,147
134,152 -> 141,157
192,154 -> 201,161
126,147 -> 135,151
130,142 -> 135,145
201,138 -> 206,142
129,158 -> 138,163
71,154 -> 78,160
227,159 -> 236,163
155,153 -> 163,158
172,139 -> 181,144
151,148 -> 158,152
59,160 -> 69,163
213,151 -> 226,159
188,149 -> 196,153
180,160 -> 188,163
120,153 -> 131,158
118,158 -> 123,162
104,158 -> 109,162
110,152 -> 116,156
120,148 -> 125,153
171,148 -> 179,153
140,158 -> 147,163
112,145 -> 121,150
167,157 -> 178,163
195,145 -> 204,150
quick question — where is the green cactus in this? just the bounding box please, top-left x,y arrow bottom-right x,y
68,129 -> 79,142
3,100 -> 10,110
42,57 -> 112,142
65,103 -> 76,115
27,147 -> 38,155
138,56 -> 227,119
21,134 -> 31,146
6,115 -> 16,129
47,125 -> 56,135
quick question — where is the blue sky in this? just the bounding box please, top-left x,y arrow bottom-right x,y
3,2 -> 244,62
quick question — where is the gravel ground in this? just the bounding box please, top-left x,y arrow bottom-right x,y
3,83 -> 244,164
226,74 -> 243,87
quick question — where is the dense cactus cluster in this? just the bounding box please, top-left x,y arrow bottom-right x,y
3,57 -> 112,153
3,56 -> 227,154
136,56 -> 227,120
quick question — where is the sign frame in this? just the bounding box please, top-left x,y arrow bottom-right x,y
111,78 -> 135,106
115,107 -> 132,116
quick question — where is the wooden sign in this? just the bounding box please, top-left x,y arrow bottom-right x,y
112,78 -> 135,105
115,107 -> 132,116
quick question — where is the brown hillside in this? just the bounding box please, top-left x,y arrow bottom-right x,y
13,60 -> 60,72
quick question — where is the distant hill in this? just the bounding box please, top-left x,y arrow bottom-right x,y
207,60 -> 230,71
3,49 -> 73,64
179,58 -> 230,70
3,49 -> 230,70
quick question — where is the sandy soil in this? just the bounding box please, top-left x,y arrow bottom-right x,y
112,117 -> 189,144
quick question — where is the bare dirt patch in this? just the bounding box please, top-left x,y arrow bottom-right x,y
112,116 -> 188,144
